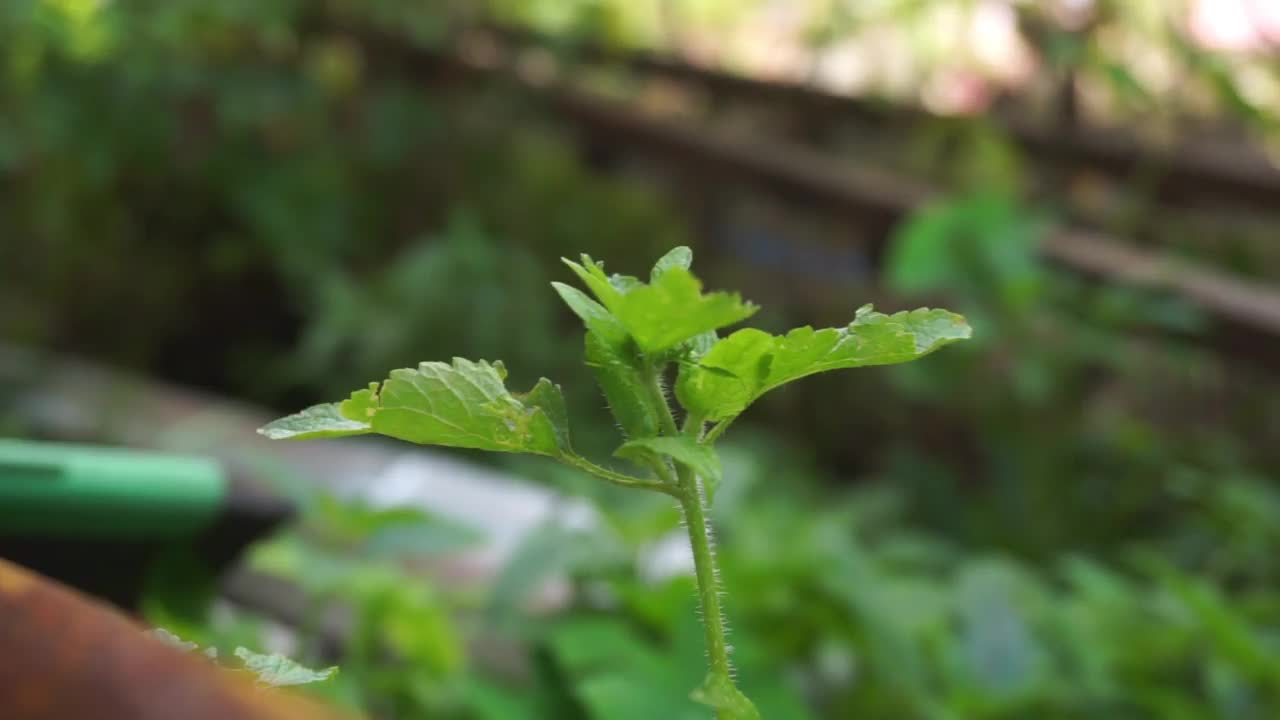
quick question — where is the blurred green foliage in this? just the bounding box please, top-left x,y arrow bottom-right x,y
6,0 -> 1280,717
877,191 -> 1278,561
181,434 -> 1280,719
0,0 -> 686,425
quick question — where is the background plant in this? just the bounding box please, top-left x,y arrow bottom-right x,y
169,431 -> 1280,720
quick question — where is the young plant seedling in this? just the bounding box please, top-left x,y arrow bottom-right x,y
260,246 -> 971,718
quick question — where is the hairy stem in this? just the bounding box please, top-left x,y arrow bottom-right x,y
643,368 -> 741,703
677,463 -> 734,685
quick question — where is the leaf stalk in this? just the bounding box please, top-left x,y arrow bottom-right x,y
560,452 -> 677,495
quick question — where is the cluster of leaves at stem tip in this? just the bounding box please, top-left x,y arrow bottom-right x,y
260,246 -> 971,719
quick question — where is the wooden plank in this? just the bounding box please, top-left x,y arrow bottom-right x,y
484,25 -> 1280,209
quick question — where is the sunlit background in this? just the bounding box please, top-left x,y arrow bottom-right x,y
2,1 -> 1279,718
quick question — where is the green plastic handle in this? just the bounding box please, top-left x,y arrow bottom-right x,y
0,439 -> 225,538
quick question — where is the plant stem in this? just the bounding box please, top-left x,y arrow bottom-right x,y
645,365 -> 680,437
676,464 -> 734,684
643,372 -> 738,698
702,417 -> 735,444
682,409 -> 706,437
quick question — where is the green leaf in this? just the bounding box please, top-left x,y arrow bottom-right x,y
370,359 -> 570,455
615,267 -> 757,354
678,306 -> 972,421
584,330 -> 661,440
616,437 -> 721,498
552,281 -> 628,349
563,255 -> 625,312
519,377 -> 574,452
668,328 -> 720,370
340,382 -> 381,420
564,255 -> 757,353
651,245 -> 693,281
676,329 -> 774,422
257,401 -> 372,440
260,359 -> 572,456
233,647 -> 338,687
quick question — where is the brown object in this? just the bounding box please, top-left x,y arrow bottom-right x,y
0,557 -> 351,720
